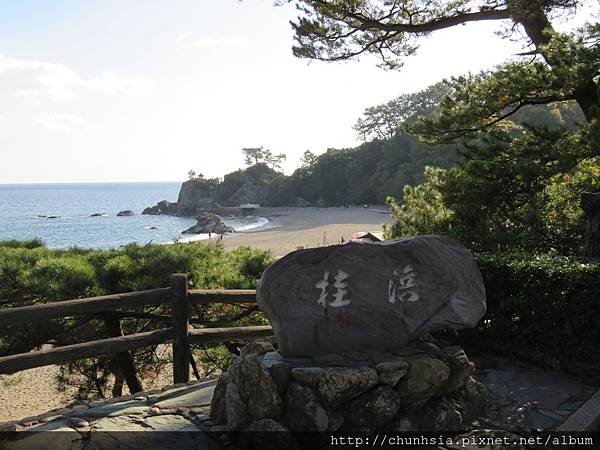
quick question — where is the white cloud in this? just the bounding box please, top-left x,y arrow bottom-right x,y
0,54 -> 152,102
37,112 -> 95,132
86,72 -> 152,96
177,33 -> 247,49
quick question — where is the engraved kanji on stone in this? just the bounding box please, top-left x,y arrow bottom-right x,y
388,264 -> 419,303
315,269 -> 351,308
315,270 -> 330,307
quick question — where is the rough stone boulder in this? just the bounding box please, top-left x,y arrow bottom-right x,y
257,235 -> 486,356
182,212 -> 234,235
290,366 -> 379,408
396,356 -> 450,407
283,382 -> 343,432
228,353 -> 282,420
116,210 -> 135,216
142,200 -> 178,216
343,385 -> 402,430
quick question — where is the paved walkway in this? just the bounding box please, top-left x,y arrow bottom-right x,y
472,355 -> 597,431
0,357 -> 597,449
0,379 -> 229,450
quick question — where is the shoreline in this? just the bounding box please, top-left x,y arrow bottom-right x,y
221,206 -> 391,256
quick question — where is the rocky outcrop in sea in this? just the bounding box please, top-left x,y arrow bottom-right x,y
142,163 -> 282,217
143,179 -> 270,218
142,200 -> 178,216
182,212 -> 235,235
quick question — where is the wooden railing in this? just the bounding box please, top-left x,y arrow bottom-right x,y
0,274 -> 272,386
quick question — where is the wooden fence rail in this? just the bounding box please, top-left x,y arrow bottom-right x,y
0,288 -> 173,327
0,274 -> 273,384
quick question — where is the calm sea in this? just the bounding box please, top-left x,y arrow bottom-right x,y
0,182 -> 267,249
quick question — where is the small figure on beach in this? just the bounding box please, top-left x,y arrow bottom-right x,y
340,236 -> 345,244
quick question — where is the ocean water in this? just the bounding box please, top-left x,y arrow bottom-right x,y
0,182 -> 267,249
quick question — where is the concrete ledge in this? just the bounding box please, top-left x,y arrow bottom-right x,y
557,389 -> 600,431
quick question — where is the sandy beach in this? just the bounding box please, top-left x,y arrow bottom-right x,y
224,206 -> 392,256
0,206 -> 392,422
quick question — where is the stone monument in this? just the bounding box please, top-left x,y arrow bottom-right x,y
257,235 -> 486,356
210,236 -> 489,448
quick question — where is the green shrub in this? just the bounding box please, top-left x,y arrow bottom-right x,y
466,253 -> 600,362
0,240 -> 273,398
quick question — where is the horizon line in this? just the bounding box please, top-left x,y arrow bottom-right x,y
0,180 -> 183,185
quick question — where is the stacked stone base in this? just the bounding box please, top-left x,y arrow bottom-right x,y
211,339 -> 488,449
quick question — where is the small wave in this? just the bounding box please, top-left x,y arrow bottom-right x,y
226,216 -> 269,232
162,233 -> 210,245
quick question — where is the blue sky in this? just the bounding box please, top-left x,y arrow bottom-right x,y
0,0 -> 594,183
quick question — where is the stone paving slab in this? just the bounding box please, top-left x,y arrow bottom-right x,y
473,355 -> 598,431
1,421 -> 83,450
155,379 -> 217,409
557,389 -> 600,431
81,400 -> 148,419
0,378 -> 227,450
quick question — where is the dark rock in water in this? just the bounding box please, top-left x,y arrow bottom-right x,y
182,212 -> 234,235
142,200 -> 179,216
257,236 -> 486,356
142,205 -> 160,215
117,210 -> 135,217
90,213 -> 104,217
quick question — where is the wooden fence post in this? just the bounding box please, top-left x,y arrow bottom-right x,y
170,273 -> 190,383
